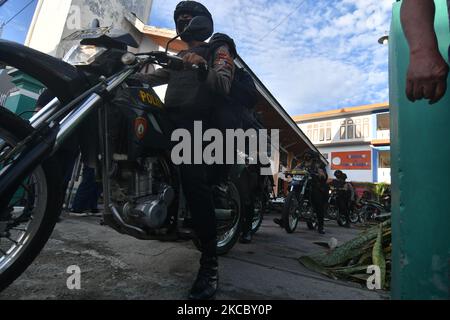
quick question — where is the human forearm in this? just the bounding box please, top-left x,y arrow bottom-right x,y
400,0 -> 449,103
132,68 -> 170,87
206,45 -> 235,95
401,0 -> 438,53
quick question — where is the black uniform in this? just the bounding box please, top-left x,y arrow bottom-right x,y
303,160 -> 328,232
136,42 -> 235,244
331,178 -> 351,226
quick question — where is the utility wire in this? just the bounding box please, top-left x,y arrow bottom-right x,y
257,0 -> 308,42
2,0 -> 36,27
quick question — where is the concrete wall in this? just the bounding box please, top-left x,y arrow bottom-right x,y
25,0 -> 153,57
25,0 -> 73,55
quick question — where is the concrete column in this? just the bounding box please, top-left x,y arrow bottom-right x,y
25,0 -> 153,57
390,0 -> 450,299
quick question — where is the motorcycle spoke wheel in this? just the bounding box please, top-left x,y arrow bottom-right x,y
0,138 -> 47,277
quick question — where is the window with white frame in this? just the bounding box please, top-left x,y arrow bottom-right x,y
355,119 -> 362,138
340,121 -> 346,140
363,118 -> 370,138
319,123 -> 325,141
313,124 -> 319,142
347,119 -> 355,139
307,124 -> 313,140
326,122 -> 332,141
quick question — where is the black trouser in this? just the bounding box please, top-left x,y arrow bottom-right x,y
337,190 -> 350,224
168,112 -> 216,244
237,167 -> 258,234
209,104 -> 243,184
311,185 -> 328,231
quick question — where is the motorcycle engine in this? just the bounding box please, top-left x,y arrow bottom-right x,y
111,157 -> 175,229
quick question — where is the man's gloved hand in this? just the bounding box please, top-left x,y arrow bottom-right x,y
182,52 -> 207,69
406,48 -> 449,104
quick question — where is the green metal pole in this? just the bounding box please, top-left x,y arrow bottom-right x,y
390,0 -> 450,299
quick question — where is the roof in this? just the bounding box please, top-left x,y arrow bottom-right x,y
292,102 -> 390,123
125,12 -> 187,52
236,58 -> 327,164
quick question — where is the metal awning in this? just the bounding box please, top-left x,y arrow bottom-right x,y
236,57 -> 328,165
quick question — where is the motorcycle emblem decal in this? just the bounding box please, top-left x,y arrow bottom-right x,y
134,117 -> 148,140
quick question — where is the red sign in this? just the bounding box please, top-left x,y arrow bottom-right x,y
331,151 -> 371,170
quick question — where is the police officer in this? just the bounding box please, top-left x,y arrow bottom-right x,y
301,150 -> 328,234
133,1 -> 235,300
274,150 -> 328,234
331,170 -> 351,228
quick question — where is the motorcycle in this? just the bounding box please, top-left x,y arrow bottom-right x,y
0,18 -> 245,291
249,174 -> 273,235
280,169 -> 317,233
326,187 -> 359,226
358,191 -> 391,223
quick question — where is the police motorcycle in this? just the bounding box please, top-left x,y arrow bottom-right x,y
0,17 -> 244,291
326,186 -> 360,226
281,168 -> 318,233
358,190 -> 391,223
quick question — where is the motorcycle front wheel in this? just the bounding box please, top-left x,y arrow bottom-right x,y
193,181 -> 242,256
0,107 -> 62,292
326,204 -> 338,220
349,210 -> 359,224
250,196 -> 264,235
282,192 -> 299,233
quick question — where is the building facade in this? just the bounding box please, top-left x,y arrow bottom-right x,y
293,102 -> 391,184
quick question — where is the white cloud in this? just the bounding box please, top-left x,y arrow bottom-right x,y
150,0 -> 393,116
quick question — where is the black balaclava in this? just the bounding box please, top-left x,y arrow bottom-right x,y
174,1 -> 214,42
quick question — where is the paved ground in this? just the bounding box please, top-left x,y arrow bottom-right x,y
0,211 -> 389,300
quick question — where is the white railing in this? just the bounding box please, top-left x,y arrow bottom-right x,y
376,130 -> 390,140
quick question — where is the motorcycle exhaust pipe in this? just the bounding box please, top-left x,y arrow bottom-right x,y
109,205 -> 147,236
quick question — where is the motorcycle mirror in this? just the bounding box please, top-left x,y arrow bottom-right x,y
164,16 -> 206,53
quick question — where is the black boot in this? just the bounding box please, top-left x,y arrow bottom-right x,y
239,231 -> 252,244
273,218 -> 284,227
240,207 -> 253,244
189,239 -> 218,300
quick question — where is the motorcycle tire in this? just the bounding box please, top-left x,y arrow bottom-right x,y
326,205 -> 338,220
250,197 -> 264,235
0,107 -> 62,292
337,213 -> 347,227
349,210 -> 359,224
281,192 -> 299,233
193,181 -> 242,256
306,221 -> 316,230
358,209 -> 368,224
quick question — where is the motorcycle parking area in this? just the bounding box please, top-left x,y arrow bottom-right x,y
0,211 -> 388,300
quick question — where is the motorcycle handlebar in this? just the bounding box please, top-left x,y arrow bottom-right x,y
136,51 -> 207,72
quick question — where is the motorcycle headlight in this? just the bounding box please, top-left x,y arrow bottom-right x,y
63,45 -> 107,66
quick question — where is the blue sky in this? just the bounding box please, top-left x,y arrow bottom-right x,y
0,0 -> 37,43
1,0 -> 393,116
150,0 -> 393,115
